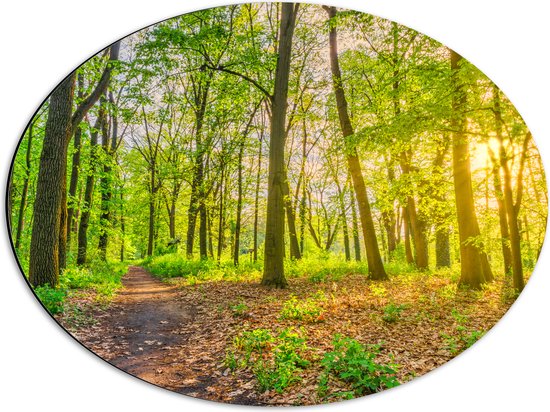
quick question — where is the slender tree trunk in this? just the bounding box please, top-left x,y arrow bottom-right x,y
253,134 -> 263,263
262,3 -> 299,288
400,152 -> 429,269
493,85 -> 523,291
433,140 -> 451,268
234,142 -> 245,266
77,114 -> 103,266
217,165 -> 225,262
403,206 -> 414,264
334,175 -> 350,260
283,176 -> 302,260
15,120 -> 34,250
147,165 -> 157,257
207,207 -> 214,259
199,202 -> 208,259
186,154 -> 203,258
120,190 -> 125,262
349,179 -> 361,261
98,119 -> 113,260
66,74 -> 85,251
489,149 -> 513,274
326,6 -> 387,280
451,49 -> 493,289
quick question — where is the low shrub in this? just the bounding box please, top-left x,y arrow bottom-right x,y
226,327 -> 310,393
382,303 -> 408,323
318,335 -> 400,399
441,309 -> 485,355
279,292 -> 325,323
34,285 -> 66,315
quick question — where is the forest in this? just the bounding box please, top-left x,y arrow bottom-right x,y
8,2 -> 547,405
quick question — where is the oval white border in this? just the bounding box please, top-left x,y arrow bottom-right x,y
1,1 -> 549,411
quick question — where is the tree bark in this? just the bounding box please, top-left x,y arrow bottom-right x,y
234,141 -> 245,265
30,43 -> 119,285
451,49 -> 493,289
29,74 -> 75,286
403,206 -> 414,264
253,133 -> 263,263
399,152 -> 429,269
77,113 -> 104,265
283,175 -> 302,260
262,3 -> 299,288
493,85 -> 524,291
66,74 -> 85,251
15,120 -> 34,250
489,148 -> 513,274
325,6 -> 387,280
350,183 -> 362,261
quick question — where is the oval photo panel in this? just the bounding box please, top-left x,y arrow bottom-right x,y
8,2 -> 547,406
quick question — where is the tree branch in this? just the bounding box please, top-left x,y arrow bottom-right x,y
71,41 -> 121,131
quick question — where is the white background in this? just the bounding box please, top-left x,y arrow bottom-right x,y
1,1 -> 549,411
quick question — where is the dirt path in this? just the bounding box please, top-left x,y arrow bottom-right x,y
73,266 -> 259,404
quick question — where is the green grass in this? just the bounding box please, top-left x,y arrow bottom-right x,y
60,260 -> 128,299
143,253 -> 374,285
143,254 -> 262,283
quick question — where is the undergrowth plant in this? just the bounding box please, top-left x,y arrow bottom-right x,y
382,303 -> 408,323
34,285 -> 66,315
225,327 -> 310,393
441,309 -> 485,355
279,291 -> 326,322
318,335 -> 400,399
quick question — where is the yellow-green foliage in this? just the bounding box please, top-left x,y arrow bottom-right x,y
280,291 -> 326,322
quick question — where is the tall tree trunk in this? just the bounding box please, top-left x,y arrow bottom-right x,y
262,3 -> 299,288
199,202 -> 208,259
120,190 -> 125,262
399,152 -> 429,269
234,141 -> 245,266
15,120 -> 34,250
29,74 -> 75,286
350,183 -> 361,261
325,6 -> 387,280
147,164 -> 157,257
253,134 -> 263,263
283,176 -> 302,260
186,157 -> 202,258
98,119 -> 113,260
433,141 -> 451,268
217,165 -> 225,262
451,49 -> 493,289
77,114 -> 103,265
333,174 -> 350,260
30,43 -> 119,284
207,207 -> 214,258
58,168 -> 68,271
403,206 -> 414,264
66,74 -> 85,251
493,85 -> 524,291
435,230 -> 451,268
489,149 -> 513,274
185,71 -> 211,259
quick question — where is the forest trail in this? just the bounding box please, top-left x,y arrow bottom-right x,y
74,266 -> 259,404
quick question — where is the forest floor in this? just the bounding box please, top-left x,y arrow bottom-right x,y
57,265 -> 516,406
